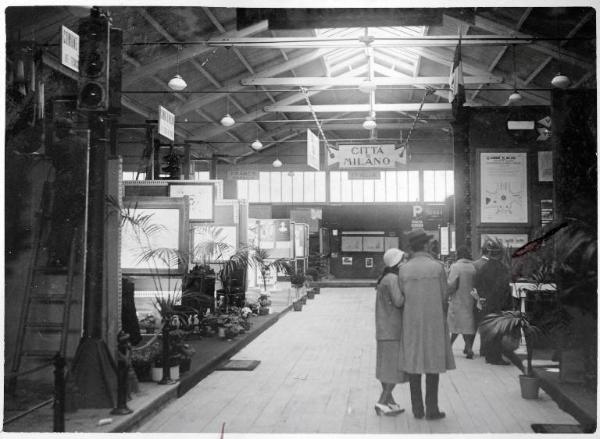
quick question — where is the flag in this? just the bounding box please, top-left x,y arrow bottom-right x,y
449,39 -> 465,119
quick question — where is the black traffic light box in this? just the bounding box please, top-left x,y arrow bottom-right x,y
77,9 -> 110,111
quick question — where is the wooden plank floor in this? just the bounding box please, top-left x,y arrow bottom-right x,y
137,287 -> 577,434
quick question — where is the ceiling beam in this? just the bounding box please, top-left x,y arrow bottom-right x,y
175,48 -> 340,116
523,10 -> 595,86
241,75 -> 503,87
471,8 -> 531,101
264,103 -> 453,113
123,19 -> 268,87
205,35 -> 535,49
184,67 -> 368,142
443,12 -> 593,69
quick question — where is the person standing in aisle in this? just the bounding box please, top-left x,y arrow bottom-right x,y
397,230 -> 455,420
446,246 -> 477,359
374,248 -> 407,416
474,239 -> 513,365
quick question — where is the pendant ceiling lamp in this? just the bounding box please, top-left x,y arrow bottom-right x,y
551,18 -> 570,89
508,45 -> 522,104
220,84 -> 235,127
250,102 -> 263,151
358,79 -> 377,94
168,45 -> 187,91
362,112 -> 377,130
272,157 -> 283,168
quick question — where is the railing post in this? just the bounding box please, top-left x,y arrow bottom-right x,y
111,331 -> 133,415
158,321 -> 174,385
53,353 -> 66,432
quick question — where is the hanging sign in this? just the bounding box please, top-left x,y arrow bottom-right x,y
61,26 -> 79,72
158,105 -> 175,141
347,170 -> 381,180
227,169 -> 260,180
307,129 -> 320,171
440,226 -> 449,256
328,144 -> 406,169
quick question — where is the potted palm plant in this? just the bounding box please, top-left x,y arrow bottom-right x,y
289,272 -> 306,311
252,246 -> 292,292
479,310 -> 543,399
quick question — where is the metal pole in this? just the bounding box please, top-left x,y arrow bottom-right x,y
53,353 -> 65,432
158,322 -> 175,384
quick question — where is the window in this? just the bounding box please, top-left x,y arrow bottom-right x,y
423,170 -> 454,202
193,171 -> 210,181
122,171 -> 146,181
329,170 -> 419,202
237,171 -> 326,203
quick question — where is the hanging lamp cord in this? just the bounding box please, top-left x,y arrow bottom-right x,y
400,85 -> 436,158
300,86 -> 335,152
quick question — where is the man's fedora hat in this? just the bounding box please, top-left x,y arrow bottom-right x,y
407,229 -> 433,246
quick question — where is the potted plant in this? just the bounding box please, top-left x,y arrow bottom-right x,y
131,341 -> 161,382
290,272 -> 306,311
305,268 -> 321,295
217,246 -> 254,312
258,293 -> 271,315
479,310 -> 543,399
252,246 -> 292,293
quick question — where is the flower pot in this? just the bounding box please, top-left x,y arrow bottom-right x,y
313,287 -> 320,295
292,301 -> 303,311
218,327 -> 226,338
151,365 -> 180,382
519,374 -> 540,399
307,290 -> 315,300
300,296 -> 307,305
259,307 -> 270,316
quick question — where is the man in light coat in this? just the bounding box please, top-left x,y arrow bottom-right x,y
397,229 -> 455,420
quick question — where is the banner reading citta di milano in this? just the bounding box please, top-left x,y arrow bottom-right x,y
327,144 -> 406,169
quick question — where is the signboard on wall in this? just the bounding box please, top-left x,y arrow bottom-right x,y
158,106 -> 175,141
481,233 -> 528,249
480,152 -> 528,223
227,168 -> 260,180
348,170 -> 381,180
328,144 -> 406,169
307,129 -> 320,171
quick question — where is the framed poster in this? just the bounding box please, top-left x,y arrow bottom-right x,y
341,236 -> 362,252
121,197 -> 188,273
168,182 -> 215,221
342,257 -> 353,265
538,151 -> 553,182
480,152 -> 528,223
365,257 -> 374,268
363,236 -> 384,252
541,199 -> 554,226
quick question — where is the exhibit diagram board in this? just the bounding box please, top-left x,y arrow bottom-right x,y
480,152 -> 528,223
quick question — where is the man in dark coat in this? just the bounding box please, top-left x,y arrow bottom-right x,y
474,240 -> 512,365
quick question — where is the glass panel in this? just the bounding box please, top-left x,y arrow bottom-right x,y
385,171 -> 397,202
292,172 -> 304,202
237,180 -> 248,200
259,172 -> 270,202
351,180 -> 363,202
397,171 -> 408,201
363,179 -> 375,202
270,172 -> 282,202
281,171 -> 293,202
340,172 -> 352,202
423,170 -> 434,202
304,172 -> 316,202
408,170 -> 420,201
194,171 -> 210,181
248,180 -> 260,202
446,170 -> 454,197
315,172 -> 327,202
374,172 -> 386,202
329,171 -> 340,202
434,170 -> 446,202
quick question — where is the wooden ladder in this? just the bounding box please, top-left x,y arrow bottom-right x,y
8,182 -> 83,390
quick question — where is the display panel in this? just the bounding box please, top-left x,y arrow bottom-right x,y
363,236 -> 384,252
341,236 -> 363,252
169,182 -> 215,221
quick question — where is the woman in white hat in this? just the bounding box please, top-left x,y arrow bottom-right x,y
374,248 -> 407,416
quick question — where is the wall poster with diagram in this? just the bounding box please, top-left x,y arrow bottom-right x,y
480,152 -> 528,223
